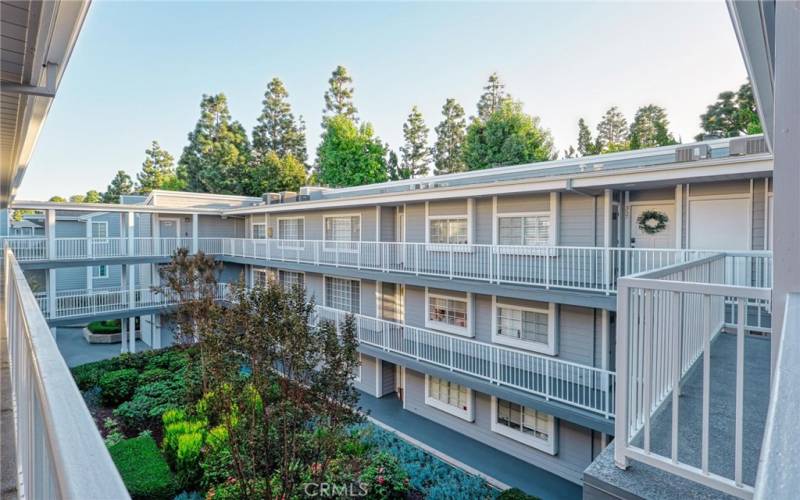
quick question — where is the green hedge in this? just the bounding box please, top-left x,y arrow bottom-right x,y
99,368 -> 140,406
87,319 -> 122,334
108,435 -> 177,499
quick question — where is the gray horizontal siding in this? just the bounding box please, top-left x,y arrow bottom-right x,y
429,199 -> 467,217
497,193 -> 549,213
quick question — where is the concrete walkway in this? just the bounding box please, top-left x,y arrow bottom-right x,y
359,391 -> 582,500
55,326 -> 149,367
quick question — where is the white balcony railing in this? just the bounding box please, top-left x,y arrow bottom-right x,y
614,252 -> 772,498
316,305 -> 615,417
35,283 -> 231,320
3,247 -> 129,498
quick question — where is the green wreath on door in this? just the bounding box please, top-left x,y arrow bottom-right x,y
636,210 -> 669,234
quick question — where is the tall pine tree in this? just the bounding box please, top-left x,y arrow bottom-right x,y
629,104 -> 677,150
577,118 -> 597,156
477,72 -> 510,122
178,94 -> 251,195
596,106 -> 630,153
433,98 -> 467,175
137,141 -> 182,194
252,77 -> 307,165
400,106 -> 431,178
322,65 -> 358,125
103,171 -> 134,203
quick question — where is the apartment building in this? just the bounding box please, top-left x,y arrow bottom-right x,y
9,135 -> 773,488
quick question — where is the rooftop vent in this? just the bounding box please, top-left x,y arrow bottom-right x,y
675,144 -> 710,163
729,136 -> 768,156
262,192 -> 281,205
280,191 -> 297,203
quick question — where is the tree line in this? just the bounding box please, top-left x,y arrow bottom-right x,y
49,70 -> 762,203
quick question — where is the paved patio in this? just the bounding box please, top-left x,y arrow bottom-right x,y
55,326 -> 149,367
358,391 -> 582,500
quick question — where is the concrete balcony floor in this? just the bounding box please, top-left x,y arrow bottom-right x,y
584,333 -> 770,499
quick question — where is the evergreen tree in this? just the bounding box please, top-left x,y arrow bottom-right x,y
596,106 -> 630,153
563,146 -> 577,159
577,118 -> 597,156
322,65 -> 357,125
178,94 -> 250,194
103,170 -> 134,203
386,150 -> 409,181
137,141 -> 182,194
252,77 -> 307,165
433,98 -> 467,175
463,100 -> 554,170
247,151 -> 306,194
316,115 -> 387,187
477,72 -> 510,122
84,190 -> 102,203
696,81 -> 762,140
629,104 -> 677,149
400,106 -> 431,178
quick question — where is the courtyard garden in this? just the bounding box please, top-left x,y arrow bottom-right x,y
71,250 -> 528,499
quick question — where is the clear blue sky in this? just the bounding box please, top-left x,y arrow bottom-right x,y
19,1 -> 748,200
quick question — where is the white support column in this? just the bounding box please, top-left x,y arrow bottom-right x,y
376,281 -> 383,320
675,184 -> 683,248
192,213 -> 199,253
127,263 -> 136,353
772,0 -> 800,370
375,206 -> 381,242
601,308 -> 610,371
603,190 -> 612,289
467,198 -> 475,244
128,316 -> 136,353
120,315 -> 128,354
127,211 -> 135,257
550,192 -> 560,245
152,314 -> 162,349
46,208 -> 56,259
47,268 -> 57,337
375,359 -> 383,397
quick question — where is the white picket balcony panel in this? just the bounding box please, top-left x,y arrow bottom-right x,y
4,247 -> 129,498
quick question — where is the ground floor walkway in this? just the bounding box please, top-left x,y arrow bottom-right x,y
358,391 -> 582,500
56,326 -> 149,367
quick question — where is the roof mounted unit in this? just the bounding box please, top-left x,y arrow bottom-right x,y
675,144 -> 710,163
729,136 -> 768,156
280,191 -> 298,203
262,193 -> 281,205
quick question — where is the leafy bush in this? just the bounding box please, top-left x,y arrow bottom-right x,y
87,319 -> 122,334
359,424 -> 497,499
114,378 -> 185,431
72,358 -> 124,390
99,368 -> 140,406
108,435 -> 177,499
103,417 -> 125,447
162,411 -> 208,490
359,452 -> 409,499
138,368 -> 172,385
498,488 -> 539,500
201,425 -> 233,490
144,349 -> 188,372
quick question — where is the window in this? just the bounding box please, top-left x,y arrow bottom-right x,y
425,290 -> 470,336
93,265 -> 108,279
278,270 -> 304,290
491,397 -> 556,454
324,277 -> 360,314
324,216 -> 360,243
277,218 -> 304,248
252,223 -> 266,239
91,221 -> 108,240
425,375 -> 473,421
493,300 -> 555,354
497,213 -> 550,246
429,218 -> 468,245
253,268 -> 269,287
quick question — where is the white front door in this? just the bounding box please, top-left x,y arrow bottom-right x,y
629,204 -> 676,248
688,197 -> 750,250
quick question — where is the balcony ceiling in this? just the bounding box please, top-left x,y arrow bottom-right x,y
0,0 -> 90,208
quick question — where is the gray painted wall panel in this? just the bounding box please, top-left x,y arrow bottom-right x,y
690,179 -> 750,196
475,197 -> 493,245
405,203 -> 425,243
355,354 -> 379,396
380,207 -> 396,242
497,193 -> 549,213
559,193 -> 597,246
429,199 -> 467,217
559,305 -> 596,366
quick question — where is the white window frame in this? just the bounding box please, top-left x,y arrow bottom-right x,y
494,211 -> 553,251
491,298 -> 557,355
424,288 -> 472,337
424,200 -> 473,251
490,396 -> 557,455
322,275 -> 362,314
92,264 -> 109,279
251,222 -> 267,240
278,269 -> 305,290
91,221 -> 109,242
276,216 -> 305,249
322,213 -> 361,253
424,374 -> 474,421
252,267 -> 269,287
